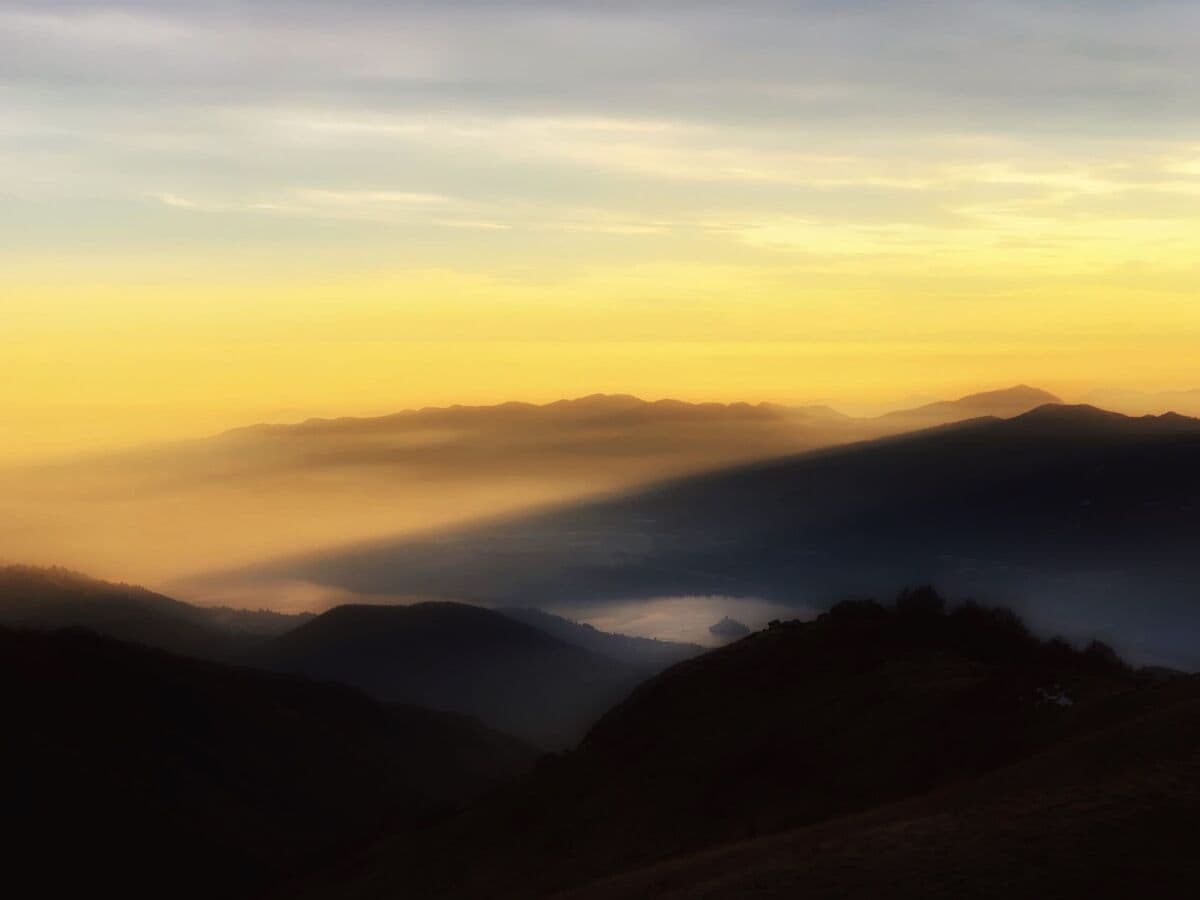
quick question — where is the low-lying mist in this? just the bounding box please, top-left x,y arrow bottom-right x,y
0,396 -> 871,591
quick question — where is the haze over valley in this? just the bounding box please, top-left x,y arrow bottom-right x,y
7,1 -> 1200,896
0,385 -> 1060,592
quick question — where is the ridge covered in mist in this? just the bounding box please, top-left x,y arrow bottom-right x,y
249,404 -> 1200,667
4,625 -> 537,900
0,566 -> 688,749
1,386 -> 1060,587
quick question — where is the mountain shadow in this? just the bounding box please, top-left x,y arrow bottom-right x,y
299,591 -> 1200,900
3,625 -> 536,900
255,405 -> 1200,668
10,386 -> 1056,586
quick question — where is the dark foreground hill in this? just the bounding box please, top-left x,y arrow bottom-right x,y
1,568 -> 658,750
260,405 -> 1200,668
0,565 -> 307,659
257,602 -> 644,748
303,593 -> 1200,899
560,688 -> 1200,899
2,626 -> 536,900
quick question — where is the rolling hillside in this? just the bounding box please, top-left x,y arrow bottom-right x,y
258,602 -> 644,748
0,565 -> 307,660
301,594 -> 1200,899
3,626 -> 536,900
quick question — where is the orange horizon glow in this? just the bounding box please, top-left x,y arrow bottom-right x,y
5,3 -> 1200,464
7,261 -> 1200,464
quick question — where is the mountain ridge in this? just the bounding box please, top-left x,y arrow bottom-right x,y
301,594 -> 1200,899
0,564 -> 309,659
498,606 -> 704,671
258,601 -> 645,748
221,386 -> 1053,439
249,403 -> 1200,668
3,624 -> 537,900
880,384 -> 1061,420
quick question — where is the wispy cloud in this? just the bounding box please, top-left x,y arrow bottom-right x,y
5,2 -> 1200,281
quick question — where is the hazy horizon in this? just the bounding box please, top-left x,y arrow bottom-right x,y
6,7 -> 1200,894
6,1 -> 1200,464
7,380 -> 1200,467
0,382 -> 1136,590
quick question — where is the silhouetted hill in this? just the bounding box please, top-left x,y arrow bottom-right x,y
562,690 -> 1200,899
878,384 -> 1061,423
227,394 -> 821,437
2,625 -> 536,900
497,607 -> 703,671
262,405 -> 1200,668
1088,385 -> 1200,417
258,602 -> 643,748
0,568 -> 655,748
0,565 -> 308,660
304,595 -> 1200,899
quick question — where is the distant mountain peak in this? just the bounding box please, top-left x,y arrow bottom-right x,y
958,384 -> 1061,406
563,392 -> 645,407
264,600 -> 640,747
882,384 -> 1061,421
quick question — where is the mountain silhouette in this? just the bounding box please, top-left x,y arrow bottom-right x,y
0,565 -> 308,659
877,384 -> 1061,423
302,594 -> 1200,899
257,602 -> 643,748
1087,386 -> 1200,417
253,404 -> 1200,667
225,393 -> 822,436
1,568 -> 679,749
498,606 -> 703,671
3,625 -> 536,900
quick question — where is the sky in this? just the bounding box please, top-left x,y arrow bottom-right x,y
4,0 -> 1200,461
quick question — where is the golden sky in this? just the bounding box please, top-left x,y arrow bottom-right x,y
4,2 -> 1200,462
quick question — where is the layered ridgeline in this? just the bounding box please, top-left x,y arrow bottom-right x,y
498,606 -> 703,671
1,567 -> 696,748
2,386 -> 1056,585
2,626 -> 537,900
257,603 -> 649,748
252,405 -> 1200,668
0,565 -> 308,660
302,592 -> 1200,900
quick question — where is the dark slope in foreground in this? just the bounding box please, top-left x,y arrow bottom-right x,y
0,565 -> 307,659
3,626 -> 536,900
1,568 -> 654,750
308,596 -> 1199,899
264,405 -> 1200,666
564,683 -> 1200,899
258,602 -> 643,748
